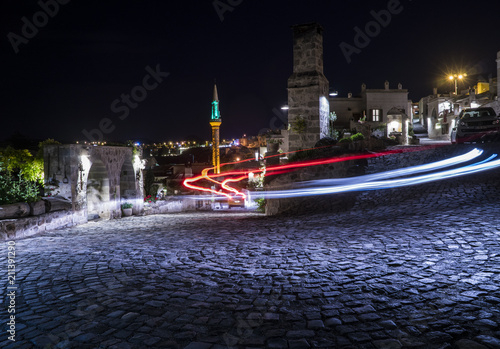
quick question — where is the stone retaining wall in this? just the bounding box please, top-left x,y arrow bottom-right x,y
0,210 -> 87,241
265,143 -> 500,216
143,197 -> 198,215
265,157 -> 366,216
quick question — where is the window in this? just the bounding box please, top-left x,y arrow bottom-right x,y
371,109 -> 381,122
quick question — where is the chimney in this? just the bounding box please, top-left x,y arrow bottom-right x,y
433,87 -> 438,96
398,83 -> 402,90
384,81 -> 389,90
361,83 -> 366,93
348,92 -> 352,98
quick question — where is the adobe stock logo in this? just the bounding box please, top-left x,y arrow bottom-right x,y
213,0 -> 243,22
339,0 -> 405,64
7,0 -> 71,54
82,64 -> 170,142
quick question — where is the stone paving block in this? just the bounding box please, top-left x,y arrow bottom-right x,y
373,339 -> 402,349
289,338 -> 311,348
183,342 -> 212,349
454,339 -> 488,349
475,335 -> 500,349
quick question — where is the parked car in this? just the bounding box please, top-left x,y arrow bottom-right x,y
451,107 -> 500,144
227,193 -> 246,208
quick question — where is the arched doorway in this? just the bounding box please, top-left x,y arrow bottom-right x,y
86,159 -> 110,220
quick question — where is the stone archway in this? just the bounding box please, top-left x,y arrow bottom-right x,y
43,145 -> 144,223
86,159 -> 111,220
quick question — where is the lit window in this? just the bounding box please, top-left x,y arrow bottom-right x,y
371,109 -> 381,122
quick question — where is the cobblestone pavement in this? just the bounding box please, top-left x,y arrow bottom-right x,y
2,171 -> 500,348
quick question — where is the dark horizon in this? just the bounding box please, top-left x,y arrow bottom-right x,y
1,0 -> 499,145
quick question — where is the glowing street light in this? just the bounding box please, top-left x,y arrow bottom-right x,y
448,73 -> 467,95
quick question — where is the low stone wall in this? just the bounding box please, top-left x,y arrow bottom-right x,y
265,157 -> 366,216
365,144 -> 470,173
0,210 -> 87,241
143,197 -> 198,215
265,143 -> 500,216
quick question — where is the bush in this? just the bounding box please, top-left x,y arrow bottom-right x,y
254,198 -> 266,213
0,168 -> 40,204
351,133 -> 365,141
338,137 -> 352,143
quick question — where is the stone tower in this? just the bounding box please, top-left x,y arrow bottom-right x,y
287,23 -> 330,152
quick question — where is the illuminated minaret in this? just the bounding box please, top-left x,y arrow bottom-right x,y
210,83 -> 222,174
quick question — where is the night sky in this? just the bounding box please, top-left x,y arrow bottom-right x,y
1,0 -> 498,144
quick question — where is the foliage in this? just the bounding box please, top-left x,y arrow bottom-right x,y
36,139 -> 61,159
254,198 -> 266,213
291,116 -> 307,133
121,202 -> 133,209
0,146 -> 44,185
351,133 -> 365,141
328,111 -> 337,123
338,137 -> 352,143
144,195 -> 158,203
328,112 -> 340,140
409,123 -> 414,137
0,162 -> 40,204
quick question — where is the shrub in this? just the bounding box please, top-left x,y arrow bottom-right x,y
121,202 -> 133,209
254,198 -> 266,213
351,133 -> 365,141
338,137 -> 352,143
0,165 -> 40,205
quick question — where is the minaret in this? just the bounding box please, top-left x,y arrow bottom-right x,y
210,83 -> 222,174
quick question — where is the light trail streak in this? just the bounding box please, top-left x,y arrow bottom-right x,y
255,150 -> 500,199
182,143 -> 484,203
183,148 -> 420,197
297,149 -> 483,187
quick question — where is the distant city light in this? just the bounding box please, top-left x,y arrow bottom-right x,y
281,105 -> 289,110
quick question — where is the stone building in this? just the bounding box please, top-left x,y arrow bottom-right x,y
44,145 -> 144,221
286,23 -> 411,148
287,23 -> 330,151
329,81 -> 411,141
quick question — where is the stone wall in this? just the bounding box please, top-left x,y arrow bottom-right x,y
0,210 -> 86,241
143,197 -> 198,215
265,157 -> 366,216
44,145 -> 144,220
265,143 -> 500,216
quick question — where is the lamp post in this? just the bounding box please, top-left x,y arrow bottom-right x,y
448,73 -> 467,95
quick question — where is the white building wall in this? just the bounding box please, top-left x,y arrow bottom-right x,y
365,91 -> 409,122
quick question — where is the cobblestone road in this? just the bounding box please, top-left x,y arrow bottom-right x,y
2,170 -> 500,348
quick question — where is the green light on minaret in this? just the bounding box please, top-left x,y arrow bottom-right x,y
211,100 -> 220,120
211,84 -> 221,120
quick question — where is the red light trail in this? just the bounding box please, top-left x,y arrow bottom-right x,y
182,144 -> 447,200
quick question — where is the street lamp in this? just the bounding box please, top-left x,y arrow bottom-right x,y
448,73 -> 467,95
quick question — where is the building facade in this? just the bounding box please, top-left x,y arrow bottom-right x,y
330,81 -> 411,142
